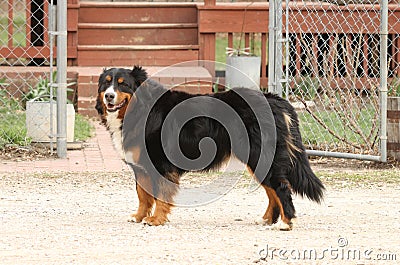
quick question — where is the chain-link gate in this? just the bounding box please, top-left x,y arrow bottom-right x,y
270,0 -> 398,162
0,0 -> 58,154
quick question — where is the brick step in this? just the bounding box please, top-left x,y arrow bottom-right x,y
77,45 -> 199,66
78,23 -> 198,46
79,2 -> 198,24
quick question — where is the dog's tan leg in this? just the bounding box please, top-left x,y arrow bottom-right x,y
143,173 -> 179,226
246,167 -> 282,227
143,199 -> 172,226
258,185 -> 292,230
129,173 -> 154,223
255,185 -> 278,225
261,186 -> 278,225
268,186 -> 292,230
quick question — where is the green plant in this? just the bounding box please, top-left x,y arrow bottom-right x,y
388,78 -> 400,97
213,77 -> 220,93
23,71 -> 75,105
292,76 -> 319,101
0,77 -> 8,85
0,84 -> 21,112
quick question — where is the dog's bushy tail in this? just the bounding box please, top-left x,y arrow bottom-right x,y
274,95 -> 325,203
285,116 -> 325,203
289,149 -> 325,203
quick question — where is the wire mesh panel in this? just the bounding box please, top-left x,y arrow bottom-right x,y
0,0 -> 54,151
280,0 -> 398,160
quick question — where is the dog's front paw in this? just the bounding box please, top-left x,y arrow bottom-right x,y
272,219 -> 293,231
255,217 -> 273,226
128,213 -> 145,223
143,216 -> 168,226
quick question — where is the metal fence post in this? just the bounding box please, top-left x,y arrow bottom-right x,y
268,0 -> 276,94
49,0 -> 55,154
56,0 -> 67,158
275,0 -> 283,97
268,0 -> 284,97
379,0 -> 388,162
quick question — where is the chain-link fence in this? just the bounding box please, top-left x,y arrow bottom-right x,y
0,0 -> 56,152
1,0 -> 399,161
273,0 -> 399,161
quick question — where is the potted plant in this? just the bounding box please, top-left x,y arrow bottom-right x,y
225,35 -> 261,90
24,71 -> 76,143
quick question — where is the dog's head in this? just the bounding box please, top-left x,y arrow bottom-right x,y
95,66 -> 147,121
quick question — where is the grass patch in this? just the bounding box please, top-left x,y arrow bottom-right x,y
0,87 -> 28,147
0,111 -> 29,147
0,15 -> 27,47
316,169 -> 400,187
177,168 -> 400,190
74,114 -> 94,142
297,105 -> 378,148
0,109 -> 94,149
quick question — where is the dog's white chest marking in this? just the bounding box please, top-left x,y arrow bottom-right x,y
106,111 -> 124,159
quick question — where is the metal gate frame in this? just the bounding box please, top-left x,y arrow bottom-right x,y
268,0 -> 388,162
48,0 -> 68,158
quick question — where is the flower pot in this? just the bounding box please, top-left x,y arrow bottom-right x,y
226,56 -> 261,90
26,101 -> 75,143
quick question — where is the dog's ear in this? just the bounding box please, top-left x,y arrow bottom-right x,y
95,95 -> 108,125
131,65 -> 148,87
98,70 -> 107,89
95,95 -> 104,115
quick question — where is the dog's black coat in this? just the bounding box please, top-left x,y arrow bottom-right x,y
97,66 -> 325,227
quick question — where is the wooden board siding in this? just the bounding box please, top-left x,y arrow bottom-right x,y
387,97 -> 400,160
78,24 -> 198,46
77,47 -> 199,66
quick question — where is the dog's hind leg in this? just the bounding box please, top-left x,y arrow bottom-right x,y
258,184 -> 294,231
271,178 -> 296,231
128,171 -> 155,223
244,165 -> 280,226
256,185 -> 280,226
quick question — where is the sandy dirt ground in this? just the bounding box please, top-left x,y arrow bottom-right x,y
1,166 -> 399,265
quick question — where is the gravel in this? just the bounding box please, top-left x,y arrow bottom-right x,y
1,171 -> 399,264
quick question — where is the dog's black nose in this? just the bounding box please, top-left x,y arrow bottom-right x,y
105,93 -> 115,102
